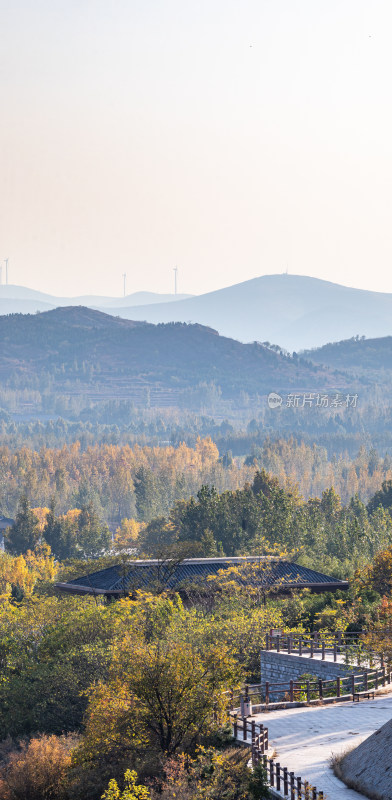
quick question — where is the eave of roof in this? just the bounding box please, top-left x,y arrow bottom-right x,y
54,556 -> 349,597
55,575 -> 349,596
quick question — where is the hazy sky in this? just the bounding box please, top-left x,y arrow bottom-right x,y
1,0 -> 392,298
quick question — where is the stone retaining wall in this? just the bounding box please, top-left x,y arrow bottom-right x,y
260,649 -> 355,685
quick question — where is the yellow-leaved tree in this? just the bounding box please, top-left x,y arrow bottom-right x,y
0,545 -> 57,601
101,770 -> 150,800
113,519 -> 144,551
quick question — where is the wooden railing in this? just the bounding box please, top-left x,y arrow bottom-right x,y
265,631 -> 380,667
232,715 -> 269,752
229,665 -> 392,712
258,755 -> 324,799
232,715 -> 324,798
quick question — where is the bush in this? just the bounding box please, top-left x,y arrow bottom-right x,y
0,734 -> 76,800
150,747 -> 270,800
101,769 -> 151,800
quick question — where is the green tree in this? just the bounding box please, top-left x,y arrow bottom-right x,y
140,517 -> 177,555
6,495 -> 40,555
77,503 -> 111,558
43,498 -> 65,558
134,467 -> 161,522
367,479 -> 392,514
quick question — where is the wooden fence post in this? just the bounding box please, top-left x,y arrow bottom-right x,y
283,767 -> 289,795
269,759 -> 274,787
277,635 -> 280,653
288,636 -> 292,654
299,637 -> 302,656
351,674 -> 355,699
336,676 -> 340,698
306,680 -> 310,703
290,771 -> 295,800
333,643 -> 337,662
265,681 -> 269,706
318,679 -> 323,700
275,763 -> 280,791
290,679 -> 294,702
322,641 -> 325,660
266,633 -> 269,650
233,713 -> 237,738
310,640 -> 314,658
297,777 -> 302,797
243,716 -> 247,741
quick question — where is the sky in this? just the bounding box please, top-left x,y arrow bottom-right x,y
1,0 -> 392,298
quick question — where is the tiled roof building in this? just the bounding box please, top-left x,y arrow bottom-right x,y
56,556 -> 348,597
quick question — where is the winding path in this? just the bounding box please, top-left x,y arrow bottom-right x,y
252,691 -> 392,798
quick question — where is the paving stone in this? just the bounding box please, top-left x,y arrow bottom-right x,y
250,692 -> 392,798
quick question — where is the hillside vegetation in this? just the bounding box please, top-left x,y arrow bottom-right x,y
0,306 -> 342,410
304,334 -> 392,379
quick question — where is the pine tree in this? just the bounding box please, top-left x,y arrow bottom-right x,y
6,496 -> 40,555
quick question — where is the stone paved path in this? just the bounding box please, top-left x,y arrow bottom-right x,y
252,691 -> 392,798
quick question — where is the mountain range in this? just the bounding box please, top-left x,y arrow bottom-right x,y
0,306 -> 344,408
112,275 -> 392,351
0,286 -> 191,317
2,274 -> 392,350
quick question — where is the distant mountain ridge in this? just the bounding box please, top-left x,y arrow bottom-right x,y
2,274 -> 392,350
109,274 -> 392,350
0,285 -> 192,316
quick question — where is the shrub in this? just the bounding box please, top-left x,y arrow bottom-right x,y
0,733 -> 76,800
150,747 -> 270,800
101,769 -> 151,800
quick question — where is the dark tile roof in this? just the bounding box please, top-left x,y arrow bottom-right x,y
56,557 -> 348,595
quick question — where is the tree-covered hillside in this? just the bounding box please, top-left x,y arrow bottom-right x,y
0,306 -> 343,404
304,335 -> 392,377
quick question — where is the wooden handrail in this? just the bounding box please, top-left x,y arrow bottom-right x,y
249,742 -> 325,799
230,664 -> 391,712
266,632 -> 376,664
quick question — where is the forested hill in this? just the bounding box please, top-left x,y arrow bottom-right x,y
304,336 -> 392,378
0,306 -> 343,400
